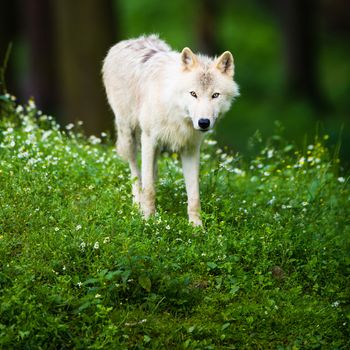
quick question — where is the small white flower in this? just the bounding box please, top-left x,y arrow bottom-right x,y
18,151 -> 29,159
41,130 -> 52,141
54,227 -> 60,232
93,241 -> 99,250
16,105 -> 24,113
80,242 -> 86,250
77,282 -> 82,288
89,135 -> 101,145
206,139 -> 217,146
76,224 -> 82,231
332,301 -> 340,308
337,177 -> 345,183
101,132 -> 107,137
267,149 -> 274,158
103,236 -> 110,244
226,156 -> 234,163
308,145 -> 314,150
95,293 -> 101,298
302,202 -> 308,206
220,153 -> 228,160
165,225 -> 171,230
28,99 -> 36,110
65,123 -> 74,130
267,196 -> 276,205
233,168 -> 245,176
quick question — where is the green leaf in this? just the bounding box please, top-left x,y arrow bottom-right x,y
221,322 -> 230,331
143,335 -> 151,343
105,270 -> 122,280
283,144 -> 294,152
188,325 -> 195,333
207,262 -> 217,270
246,316 -> 254,324
83,278 -> 98,286
229,285 -> 240,295
138,275 -> 151,292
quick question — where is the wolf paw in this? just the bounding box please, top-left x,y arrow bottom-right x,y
189,216 -> 202,227
141,204 -> 156,219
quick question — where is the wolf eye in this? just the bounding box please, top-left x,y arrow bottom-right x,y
190,91 -> 197,98
212,92 -> 220,99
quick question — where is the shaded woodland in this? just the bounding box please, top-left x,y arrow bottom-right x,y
1,0 -> 349,159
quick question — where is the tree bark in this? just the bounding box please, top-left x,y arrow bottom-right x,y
0,1 -> 18,94
197,0 -> 220,56
276,0 -> 323,106
53,0 -> 117,134
21,0 -> 57,112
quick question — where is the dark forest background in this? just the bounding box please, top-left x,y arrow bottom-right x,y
1,0 -> 349,161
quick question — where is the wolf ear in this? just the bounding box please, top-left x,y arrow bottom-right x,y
215,51 -> 234,77
181,47 -> 198,70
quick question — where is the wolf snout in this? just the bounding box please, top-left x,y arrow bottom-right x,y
198,118 -> 210,130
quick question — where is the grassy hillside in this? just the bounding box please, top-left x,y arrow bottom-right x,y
0,94 -> 349,349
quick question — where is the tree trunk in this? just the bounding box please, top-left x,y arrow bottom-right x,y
277,0 -> 323,106
197,0 -> 219,56
0,1 -> 18,94
52,0 -> 117,134
21,0 -> 57,112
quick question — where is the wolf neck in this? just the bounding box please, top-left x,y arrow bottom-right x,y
155,112 -> 203,152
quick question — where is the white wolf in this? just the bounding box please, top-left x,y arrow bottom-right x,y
102,34 -> 239,226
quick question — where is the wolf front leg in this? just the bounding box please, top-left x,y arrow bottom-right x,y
140,132 -> 157,218
181,145 -> 202,226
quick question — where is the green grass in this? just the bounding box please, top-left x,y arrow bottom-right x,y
0,94 -> 349,349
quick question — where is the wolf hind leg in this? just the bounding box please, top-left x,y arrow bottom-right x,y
140,132 -> 157,218
116,126 -> 141,205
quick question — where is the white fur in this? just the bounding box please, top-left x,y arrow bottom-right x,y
102,34 -> 239,225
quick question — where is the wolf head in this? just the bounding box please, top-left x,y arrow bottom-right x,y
178,47 -> 239,132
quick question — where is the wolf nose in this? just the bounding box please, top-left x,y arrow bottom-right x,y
198,118 -> 210,130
